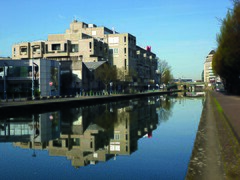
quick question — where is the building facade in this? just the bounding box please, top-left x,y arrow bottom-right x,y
0,59 -> 60,98
204,50 -> 216,83
12,20 -> 158,90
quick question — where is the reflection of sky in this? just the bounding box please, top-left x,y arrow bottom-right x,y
0,98 -> 203,179
100,98 -> 203,179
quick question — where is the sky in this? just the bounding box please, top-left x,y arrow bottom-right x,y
0,0 -> 233,80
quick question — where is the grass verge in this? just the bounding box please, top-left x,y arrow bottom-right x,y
211,95 -> 240,178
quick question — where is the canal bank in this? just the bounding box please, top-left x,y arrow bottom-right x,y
186,91 -> 240,179
0,90 -> 178,117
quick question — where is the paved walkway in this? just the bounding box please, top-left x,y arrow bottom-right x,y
211,91 -> 240,142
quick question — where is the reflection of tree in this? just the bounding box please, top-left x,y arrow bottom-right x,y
157,97 -> 174,123
51,67 -> 58,90
93,104 -> 118,131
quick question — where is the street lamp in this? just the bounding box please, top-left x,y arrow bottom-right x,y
110,82 -> 113,94
32,61 -> 38,99
3,62 -> 8,100
32,114 -> 36,157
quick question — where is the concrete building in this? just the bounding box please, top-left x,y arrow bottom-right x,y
12,20 -> 158,90
204,50 -> 216,83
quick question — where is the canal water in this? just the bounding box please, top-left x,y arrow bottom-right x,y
0,95 -> 204,179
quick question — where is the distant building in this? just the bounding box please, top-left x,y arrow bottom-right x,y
204,50 -> 216,83
0,57 -> 11,60
173,78 -> 193,83
12,20 -> 158,90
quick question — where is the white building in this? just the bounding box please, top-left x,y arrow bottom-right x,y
204,50 -> 216,83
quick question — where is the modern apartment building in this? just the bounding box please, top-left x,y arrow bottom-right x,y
204,50 -> 216,83
12,20 -> 158,90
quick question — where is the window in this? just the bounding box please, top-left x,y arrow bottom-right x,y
110,145 -> 120,151
73,138 -> 80,146
52,44 -> 60,51
7,66 -> 31,78
108,37 -> 119,44
113,48 -> 118,54
92,31 -> 96,36
114,134 -> 120,140
124,36 -> 126,43
89,42 -> 92,49
21,47 -> 27,53
109,49 -> 113,54
124,48 -> 126,54
64,44 -> 67,52
93,153 -> 98,158
124,59 -> 127,70
71,44 -> 79,52
33,46 -> 40,54
53,140 -> 62,147
45,45 -> 48,53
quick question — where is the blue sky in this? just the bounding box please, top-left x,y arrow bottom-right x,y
0,0 -> 232,80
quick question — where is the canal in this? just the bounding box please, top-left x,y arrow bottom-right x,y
0,95 -> 204,179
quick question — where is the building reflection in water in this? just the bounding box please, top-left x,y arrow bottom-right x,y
0,95 -> 175,168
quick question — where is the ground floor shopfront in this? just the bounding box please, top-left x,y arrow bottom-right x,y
0,59 -> 60,99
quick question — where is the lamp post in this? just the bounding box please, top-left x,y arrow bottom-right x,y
110,82 -> 113,94
32,61 -> 38,99
3,62 -> 7,100
32,114 -> 36,157
58,62 -> 61,96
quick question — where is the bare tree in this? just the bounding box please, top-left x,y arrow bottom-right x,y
117,67 -> 137,82
157,58 -> 172,85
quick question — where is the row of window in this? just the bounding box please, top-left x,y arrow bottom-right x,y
0,66 -> 38,78
17,43 -> 105,54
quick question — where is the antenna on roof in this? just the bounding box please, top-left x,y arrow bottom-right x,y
73,15 -> 78,22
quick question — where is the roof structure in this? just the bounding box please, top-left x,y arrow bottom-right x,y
83,61 -> 107,71
209,50 -> 215,55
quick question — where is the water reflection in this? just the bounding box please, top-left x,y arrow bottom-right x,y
0,95 -> 175,168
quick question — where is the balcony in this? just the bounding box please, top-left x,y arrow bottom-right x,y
45,51 -> 69,57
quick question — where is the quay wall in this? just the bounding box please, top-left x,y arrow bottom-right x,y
0,90 -> 180,118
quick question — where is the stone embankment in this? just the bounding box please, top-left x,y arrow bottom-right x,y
0,90 -> 178,117
186,91 -> 240,179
